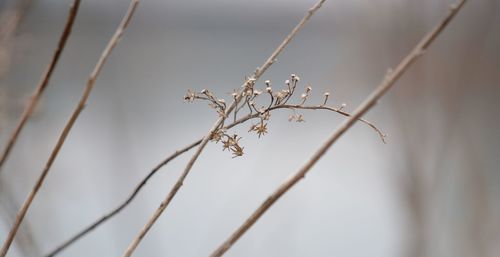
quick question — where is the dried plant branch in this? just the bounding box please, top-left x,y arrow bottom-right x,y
122,1 -> 327,256
227,104 -> 386,143
46,94 -> 384,256
0,1 -> 140,256
0,0 -> 81,173
208,1 -> 467,256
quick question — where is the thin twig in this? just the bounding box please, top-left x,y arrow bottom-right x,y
208,1 -> 467,256
0,1 -> 140,256
0,0 -> 81,173
122,1 -> 327,256
43,139 -> 199,257
228,104 -> 386,143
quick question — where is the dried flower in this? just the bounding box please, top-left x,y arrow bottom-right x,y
184,89 -> 196,102
252,122 -> 268,138
210,129 -> 224,142
231,144 -> 244,158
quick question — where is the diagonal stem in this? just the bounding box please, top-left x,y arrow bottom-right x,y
0,0 -> 81,173
208,1 -> 467,256
122,1 -> 328,256
0,1 -> 140,256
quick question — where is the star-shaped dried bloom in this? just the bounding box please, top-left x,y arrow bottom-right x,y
222,138 -> 233,151
252,122 -> 268,138
210,129 -> 224,142
231,144 -> 244,158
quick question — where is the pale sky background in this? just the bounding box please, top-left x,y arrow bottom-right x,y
0,0 -> 499,257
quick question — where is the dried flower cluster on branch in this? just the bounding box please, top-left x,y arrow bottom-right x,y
185,74 -> 386,158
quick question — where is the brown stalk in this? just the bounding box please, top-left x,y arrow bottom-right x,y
0,1 -> 140,256
122,1 -> 327,256
0,0 -> 81,173
43,139 -> 201,257
208,1 -> 467,256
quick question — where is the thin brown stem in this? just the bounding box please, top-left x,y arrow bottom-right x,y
0,0 -> 81,173
122,1 -> 327,256
208,1 -> 467,256
0,1 -> 140,256
43,139 -> 200,257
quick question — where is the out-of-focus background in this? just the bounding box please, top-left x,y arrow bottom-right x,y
0,0 -> 499,256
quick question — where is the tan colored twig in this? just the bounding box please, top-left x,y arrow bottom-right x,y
208,1 -> 467,256
43,139 -> 200,257
228,104 -> 386,143
122,1 -> 327,256
0,0 -> 81,173
0,1 -> 140,256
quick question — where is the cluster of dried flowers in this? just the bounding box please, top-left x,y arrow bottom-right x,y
184,74 -> 351,158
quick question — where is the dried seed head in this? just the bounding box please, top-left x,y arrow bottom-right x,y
306,86 -> 312,93
201,89 -> 208,94
218,98 -> 225,104
324,92 -> 330,96
285,79 -> 290,85
266,86 -> 272,93
253,89 -> 262,95
184,89 -> 196,102
265,80 -> 271,86
301,93 -> 307,99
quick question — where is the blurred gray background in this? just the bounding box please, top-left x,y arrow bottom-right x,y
0,0 -> 499,256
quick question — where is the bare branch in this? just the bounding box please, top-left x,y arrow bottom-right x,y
208,1 -> 467,256
122,1 -> 327,256
0,1 -> 140,256
43,139 -> 200,257
0,0 -> 81,173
